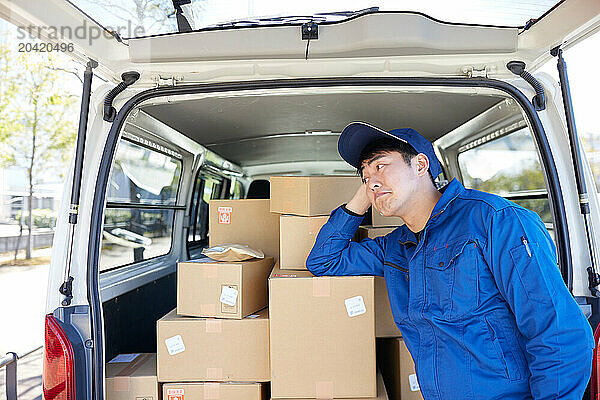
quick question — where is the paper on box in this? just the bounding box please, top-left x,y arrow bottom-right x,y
105,353 -> 158,400
177,257 -> 273,319
268,264 -> 376,398
270,176 -> 362,216
157,308 -> 270,382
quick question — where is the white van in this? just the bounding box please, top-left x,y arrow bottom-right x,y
2,0 -> 600,398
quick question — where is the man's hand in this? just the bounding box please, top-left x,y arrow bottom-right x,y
346,183 -> 371,215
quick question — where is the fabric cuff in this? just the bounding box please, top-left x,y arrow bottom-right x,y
341,203 -> 366,217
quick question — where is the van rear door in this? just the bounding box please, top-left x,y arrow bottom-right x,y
1,0 -> 598,83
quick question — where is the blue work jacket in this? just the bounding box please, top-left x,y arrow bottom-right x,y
306,178 -> 594,399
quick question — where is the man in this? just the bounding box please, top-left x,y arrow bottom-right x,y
306,122 -> 594,399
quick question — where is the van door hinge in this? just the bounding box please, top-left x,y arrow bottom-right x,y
151,74 -> 184,87
462,66 -> 489,78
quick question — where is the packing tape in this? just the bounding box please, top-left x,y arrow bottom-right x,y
114,353 -> 153,392
201,304 -> 216,315
203,267 -> 218,279
206,367 -> 223,380
113,376 -> 131,392
204,383 -> 221,399
205,319 -> 222,333
315,381 -> 334,399
313,277 -> 331,297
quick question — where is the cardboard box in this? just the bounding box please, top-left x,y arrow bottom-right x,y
105,353 -> 158,400
371,211 -> 404,228
375,277 -> 402,338
177,257 -> 274,319
268,265 -> 376,398
273,369 -> 388,400
279,215 -> 328,270
354,227 -> 402,338
209,199 -> 280,258
157,308 -> 270,382
163,382 -> 268,400
377,338 -> 423,400
270,176 -> 362,216
357,226 -> 397,241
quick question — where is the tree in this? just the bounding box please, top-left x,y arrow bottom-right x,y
0,33 -> 78,259
83,0 -> 176,36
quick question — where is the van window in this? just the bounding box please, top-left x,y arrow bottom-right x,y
231,178 -> 244,199
100,138 -> 182,272
457,127 -> 552,226
187,170 -> 225,246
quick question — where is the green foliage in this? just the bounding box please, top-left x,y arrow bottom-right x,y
469,165 -> 546,194
14,209 -> 56,228
467,165 -> 552,223
0,30 -> 78,180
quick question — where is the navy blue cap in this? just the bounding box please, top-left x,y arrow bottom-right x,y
338,122 -> 442,178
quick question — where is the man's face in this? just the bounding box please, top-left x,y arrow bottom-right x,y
360,151 -> 419,217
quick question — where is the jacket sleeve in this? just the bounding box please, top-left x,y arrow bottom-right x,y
306,206 -> 385,277
484,206 -> 594,399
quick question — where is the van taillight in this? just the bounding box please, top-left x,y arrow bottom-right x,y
592,324 -> 600,399
43,314 -> 75,400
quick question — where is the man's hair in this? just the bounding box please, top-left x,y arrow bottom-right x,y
357,137 -> 436,184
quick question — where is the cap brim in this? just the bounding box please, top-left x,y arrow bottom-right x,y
338,122 -> 407,168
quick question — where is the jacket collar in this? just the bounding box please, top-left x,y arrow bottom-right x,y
428,178 -> 465,223
397,178 -> 465,243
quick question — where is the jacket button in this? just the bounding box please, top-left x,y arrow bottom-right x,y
439,262 -> 444,267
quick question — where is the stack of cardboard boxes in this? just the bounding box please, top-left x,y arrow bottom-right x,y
357,216 -> 423,400
157,198 -> 277,399
269,175 -> 378,399
105,176 -> 423,400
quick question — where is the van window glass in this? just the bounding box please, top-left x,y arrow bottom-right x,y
539,31 -> 600,193
100,138 -> 182,272
69,0 -> 558,39
232,179 -> 243,199
188,171 -> 224,245
458,127 -> 552,225
107,140 -> 181,205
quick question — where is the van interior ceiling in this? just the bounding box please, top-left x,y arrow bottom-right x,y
136,88 -> 508,177
102,86 -> 526,360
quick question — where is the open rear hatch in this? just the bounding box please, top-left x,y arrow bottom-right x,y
1,0 -> 599,82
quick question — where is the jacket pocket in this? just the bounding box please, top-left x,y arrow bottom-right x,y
484,315 -> 525,382
384,261 -> 410,322
425,239 -> 479,320
509,240 -> 551,303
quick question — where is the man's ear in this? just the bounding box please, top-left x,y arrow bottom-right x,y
413,154 -> 430,177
